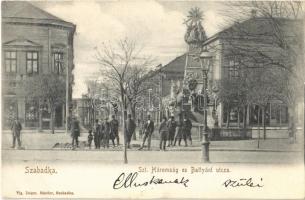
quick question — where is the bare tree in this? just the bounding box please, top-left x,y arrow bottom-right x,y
23,74 -> 66,134
125,66 -> 152,123
218,77 -> 247,128
95,38 -> 153,163
85,79 -> 103,127
217,1 -> 304,140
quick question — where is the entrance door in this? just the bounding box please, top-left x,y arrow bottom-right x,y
55,105 -> 63,127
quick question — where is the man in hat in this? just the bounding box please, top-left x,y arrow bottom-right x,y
110,115 -> 120,146
71,116 -> 80,149
174,117 -> 187,146
167,116 -> 177,147
93,119 -> 101,149
183,116 -> 192,145
11,118 -> 22,149
159,116 -> 169,151
125,114 -> 136,148
102,117 -> 111,148
139,114 -> 154,150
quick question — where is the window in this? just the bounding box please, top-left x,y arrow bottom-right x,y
228,60 -> 239,79
25,99 -> 39,127
53,52 -> 64,74
26,51 -> 39,74
4,51 -> 17,73
9,81 -> 17,88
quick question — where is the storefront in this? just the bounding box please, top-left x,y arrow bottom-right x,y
222,102 -> 288,127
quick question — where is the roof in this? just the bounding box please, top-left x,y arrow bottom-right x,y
160,54 -> 186,73
2,1 -> 75,29
203,17 -> 303,45
144,54 -> 186,79
3,38 -> 42,47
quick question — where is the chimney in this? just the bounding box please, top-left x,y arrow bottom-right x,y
251,9 -> 257,18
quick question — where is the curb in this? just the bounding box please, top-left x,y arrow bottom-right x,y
2,147 -> 302,153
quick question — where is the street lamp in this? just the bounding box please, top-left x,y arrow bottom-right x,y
199,49 -> 213,162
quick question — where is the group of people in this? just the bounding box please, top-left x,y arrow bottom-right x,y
9,114 -> 192,151
70,113 -> 193,151
70,115 -> 120,149
89,115 -> 120,149
139,114 -> 193,151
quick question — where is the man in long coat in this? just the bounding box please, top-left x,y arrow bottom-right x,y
183,116 -> 192,145
159,116 -> 169,150
102,118 -> 111,148
93,119 -> 101,149
110,115 -> 120,146
125,114 -> 136,148
71,117 -> 80,149
167,116 -> 177,147
139,115 -> 154,150
11,118 -> 22,149
173,118 -> 187,146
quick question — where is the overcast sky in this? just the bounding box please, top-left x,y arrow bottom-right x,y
34,0 -> 230,98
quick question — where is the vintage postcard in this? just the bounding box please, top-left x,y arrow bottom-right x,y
1,0 -> 304,199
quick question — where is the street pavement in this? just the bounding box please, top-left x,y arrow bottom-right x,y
2,149 -> 303,164
1,129 -> 304,164
1,130 -> 303,152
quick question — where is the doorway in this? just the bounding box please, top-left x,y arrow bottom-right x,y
55,105 -> 63,127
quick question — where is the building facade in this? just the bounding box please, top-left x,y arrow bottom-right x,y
198,17 -> 304,128
144,16 -> 303,130
2,2 -> 76,130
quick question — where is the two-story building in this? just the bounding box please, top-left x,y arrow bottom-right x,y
143,16 -> 303,136
2,2 -> 76,130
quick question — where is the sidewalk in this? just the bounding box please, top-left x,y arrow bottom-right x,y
1,131 -> 303,152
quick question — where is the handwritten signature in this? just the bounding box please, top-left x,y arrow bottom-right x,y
113,172 -> 189,189
223,178 -> 264,188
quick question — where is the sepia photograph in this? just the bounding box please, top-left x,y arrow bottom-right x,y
1,0 -> 304,199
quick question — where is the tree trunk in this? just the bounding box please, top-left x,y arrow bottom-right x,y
226,107 -> 230,128
263,106 -> 266,140
257,107 -> 260,148
50,106 -> 55,134
131,104 -> 137,140
288,105 -> 296,143
237,107 -> 240,128
243,105 -> 247,128
242,105 -> 247,139
38,99 -> 43,132
121,90 -> 128,164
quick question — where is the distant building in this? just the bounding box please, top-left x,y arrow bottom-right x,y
138,57 -> 185,123
2,2 -> 76,129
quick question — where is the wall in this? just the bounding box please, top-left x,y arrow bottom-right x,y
2,21 -> 74,129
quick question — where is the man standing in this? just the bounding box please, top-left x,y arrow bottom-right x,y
174,117 -> 187,146
71,117 -> 80,150
125,114 -> 136,148
183,116 -> 193,145
139,115 -> 154,150
93,119 -> 101,149
102,118 -> 111,148
159,116 -> 169,151
110,115 -> 120,146
11,118 -> 22,149
167,116 -> 177,147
